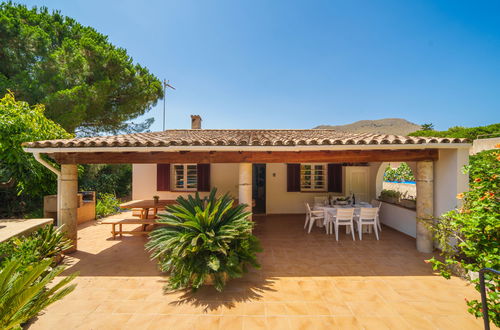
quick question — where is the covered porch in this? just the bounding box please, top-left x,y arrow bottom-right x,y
22,128 -> 470,254
28,213 -> 482,329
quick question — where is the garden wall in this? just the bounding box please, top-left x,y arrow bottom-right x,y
378,201 -> 416,238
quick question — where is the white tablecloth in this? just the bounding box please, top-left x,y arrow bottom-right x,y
314,203 -> 374,233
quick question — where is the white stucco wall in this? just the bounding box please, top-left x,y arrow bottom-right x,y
265,164 -> 335,214
379,201 -> 417,238
132,163 -> 239,200
132,149 -> 469,219
434,148 -> 469,217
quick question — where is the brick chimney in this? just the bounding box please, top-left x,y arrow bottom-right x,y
191,115 -> 202,129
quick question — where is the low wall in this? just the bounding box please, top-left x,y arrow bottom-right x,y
382,181 -> 416,198
471,137 -> 500,154
379,201 -> 416,238
0,218 -> 53,242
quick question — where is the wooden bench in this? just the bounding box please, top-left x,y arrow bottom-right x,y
100,218 -> 158,239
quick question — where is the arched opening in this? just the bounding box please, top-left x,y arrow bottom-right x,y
376,162 -> 416,208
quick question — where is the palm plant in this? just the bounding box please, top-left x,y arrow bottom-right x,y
0,224 -> 72,269
0,258 -> 78,330
146,189 -> 261,292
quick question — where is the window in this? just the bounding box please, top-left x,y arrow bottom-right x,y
300,164 -> 327,191
172,164 -> 198,190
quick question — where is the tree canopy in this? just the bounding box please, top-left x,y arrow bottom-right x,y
0,92 -> 71,216
409,123 -> 500,141
0,2 -> 163,135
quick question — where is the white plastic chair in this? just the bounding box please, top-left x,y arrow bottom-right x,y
333,208 -> 355,241
371,199 -> 383,231
304,203 -> 325,234
323,208 -> 336,235
354,207 -> 379,240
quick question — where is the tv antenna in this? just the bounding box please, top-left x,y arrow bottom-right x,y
163,79 -> 176,130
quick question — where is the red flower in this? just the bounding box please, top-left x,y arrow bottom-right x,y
474,178 -> 482,182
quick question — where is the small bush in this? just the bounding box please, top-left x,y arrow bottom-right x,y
379,189 -> 401,199
95,193 -> 121,218
0,224 -> 78,329
0,224 -> 72,270
146,189 -> 262,292
0,258 -> 77,330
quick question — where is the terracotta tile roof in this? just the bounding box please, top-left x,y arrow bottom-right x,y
22,129 -> 469,148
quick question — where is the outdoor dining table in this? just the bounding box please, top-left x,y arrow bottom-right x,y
119,199 -> 176,219
314,203 -> 374,233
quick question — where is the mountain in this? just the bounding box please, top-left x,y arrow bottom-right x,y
314,118 -> 421,136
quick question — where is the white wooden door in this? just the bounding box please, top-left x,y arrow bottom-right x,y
345,166 -> 370,202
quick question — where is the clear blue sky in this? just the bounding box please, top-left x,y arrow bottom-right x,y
17,0 -> 500,131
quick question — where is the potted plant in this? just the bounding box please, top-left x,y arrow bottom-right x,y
153,195 -> 159,203
146,189 -> 262,292
379,189 -> 401,204
399,192 -> 416,209
334,196 -> 350,205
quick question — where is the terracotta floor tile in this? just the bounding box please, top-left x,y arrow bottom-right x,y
284,302 -> 310,315
244,302 -> 266,316
305,302 -> 331,316
428,315 -> 482,330
219,315 -> 244,330
122,314 -> 155,330
243,316 -> 267,329
397,314 -> 436,330
194,315 -> 221,329
147,315 -> 196,330
265,303 -> 288,316
287,316 -> 331,330
265,316 -> 291,330
331,316 -> 363,329
80,313 -> 132,330
357,316 -> 413,330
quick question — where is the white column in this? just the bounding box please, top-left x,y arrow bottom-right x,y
416,160 -> 434,253
238,163 -> 253,219
59,164 -> 78,253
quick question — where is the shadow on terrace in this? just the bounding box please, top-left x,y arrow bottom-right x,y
57,214 -> 436,311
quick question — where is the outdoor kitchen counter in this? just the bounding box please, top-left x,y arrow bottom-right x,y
0,218 -> 53,242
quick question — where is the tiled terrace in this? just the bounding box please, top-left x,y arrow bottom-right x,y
29,214 -> 484,329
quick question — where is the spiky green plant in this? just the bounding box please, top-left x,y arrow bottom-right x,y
0,258 -> 78,330
0,224 -> 72,269
146,189 -> 261,292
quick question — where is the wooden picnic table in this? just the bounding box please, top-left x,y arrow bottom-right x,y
120,199 -> 177,219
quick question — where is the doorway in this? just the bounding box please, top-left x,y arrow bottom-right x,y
252,164 -> 266,214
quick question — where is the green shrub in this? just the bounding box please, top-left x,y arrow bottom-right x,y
409,123 -> 500,140
0,258 -> 77,330
0,224 -> 72,270
427,149 -> 500,326
146,189 -> 262,292
379,189 -> 401,199
79,164 -> 132,198
0,92 -> 71,217
95,193 -> 121,218
383,163 -> 415,182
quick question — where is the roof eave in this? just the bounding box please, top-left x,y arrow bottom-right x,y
23,143 -> 472,154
